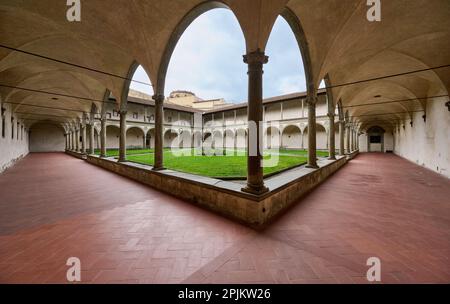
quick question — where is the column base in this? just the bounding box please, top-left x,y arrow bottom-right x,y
118,158 -> 127,163
305,164 -> 319,169
152,166 -> 166,171
328,156 -> 336,160
241,184 -> 269,195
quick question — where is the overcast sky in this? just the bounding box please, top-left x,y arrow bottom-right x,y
130,9 -> 322,103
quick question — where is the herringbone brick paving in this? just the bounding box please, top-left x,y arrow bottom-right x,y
0,153 -> 449,283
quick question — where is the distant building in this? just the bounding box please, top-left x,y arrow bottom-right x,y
166,90 -> 230,111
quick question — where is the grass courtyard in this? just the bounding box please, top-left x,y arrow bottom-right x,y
95,148 -> 329,178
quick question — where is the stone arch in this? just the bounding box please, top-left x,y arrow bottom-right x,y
164,129 -> 179,148
265,126 -> 281,149
280,7 -> 316,94
213,130 -> 223,149
224,129 -> 235,148
193,131 -> 202,148
178,129 -> 192,148
282,125 -> 301,149
235,128 -> 247,148
126,126 -> 145,149
146,128 -> 155,148
106,124 -> 120,149
156,1 -> 243,95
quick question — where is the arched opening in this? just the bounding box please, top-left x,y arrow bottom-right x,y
106,125 -> 120,149
163,7 -> 246,103
282,125 -> 301,149
178,130 -> 192,148
367,126 -> 385,152
224,129 -> 235,148
164,129 -> 178,148
303,124 -> 328,151
213,131 -> 223,150
235,129 -> 246,149
193,131 -> 202,148
126,127 -> 145,149
264,15 -> 306,98
29,122 -> 65,152
265,126 -> 281,149
129,65 -> 154,98
146,128 -> 155,148
316,124 -> 327,150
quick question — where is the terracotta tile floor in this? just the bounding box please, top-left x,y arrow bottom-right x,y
0,152 -> 449,283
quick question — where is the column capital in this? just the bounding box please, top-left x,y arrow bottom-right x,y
153,94 -> 165,103
243,50 -> 268,65
327,112 -> 335,118
305,96 -> 317,105
119,110 -> 127,115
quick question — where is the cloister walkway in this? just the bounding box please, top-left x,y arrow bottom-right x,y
0,153 -> 449,283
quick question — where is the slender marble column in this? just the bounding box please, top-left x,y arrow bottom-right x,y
306,96 -> 318,168
81,124 -> 86,154
118,111 -> 127,162
89,123 -> 94,154
241,50 -> 268,195
339,121 -> 345,156
328,113 -> 336,160
346,124 -> 351,154
100,118 -> 107,158
153,94 -> 165,170
75,128 -> 79,152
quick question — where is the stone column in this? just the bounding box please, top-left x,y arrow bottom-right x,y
328,113 -> 336,160
75,128 -> 79,152
81,124 -> 86,154
346,124 -> 351,154
143,133 -> 147,149
100,118 -> 107,157
89,123 -> 95,154
70,132 -> 73,150
153,94 -> 165,170
339,121 -> 345,156
306,96 -> 318,168
241,50 -> 268,195
118,111 -> 127,162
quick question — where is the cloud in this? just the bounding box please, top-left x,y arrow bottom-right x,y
131,11 -> 308,103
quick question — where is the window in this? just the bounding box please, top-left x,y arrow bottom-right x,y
133,112 -> 138,119
150,115 -> 154,121
106,112 -> 112,119
113,110 -> 119,117
167,116 -> 172,123
370,136 -> 382,144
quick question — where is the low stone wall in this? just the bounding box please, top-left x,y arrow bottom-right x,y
65,150 -> 86,159
82,154 -> 347,227
347,150 -> 360,160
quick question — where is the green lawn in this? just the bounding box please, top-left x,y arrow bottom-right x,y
101,148 -> 328,178
94,148 -> 155,157
94,148 -> 329,178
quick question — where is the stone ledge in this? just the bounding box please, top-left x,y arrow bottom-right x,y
72,152 -> 347,226
347,150 -> 360,160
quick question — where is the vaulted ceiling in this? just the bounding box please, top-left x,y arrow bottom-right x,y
0,0 -> 448,132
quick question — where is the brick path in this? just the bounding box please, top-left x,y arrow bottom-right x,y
0,153 -> 449,283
